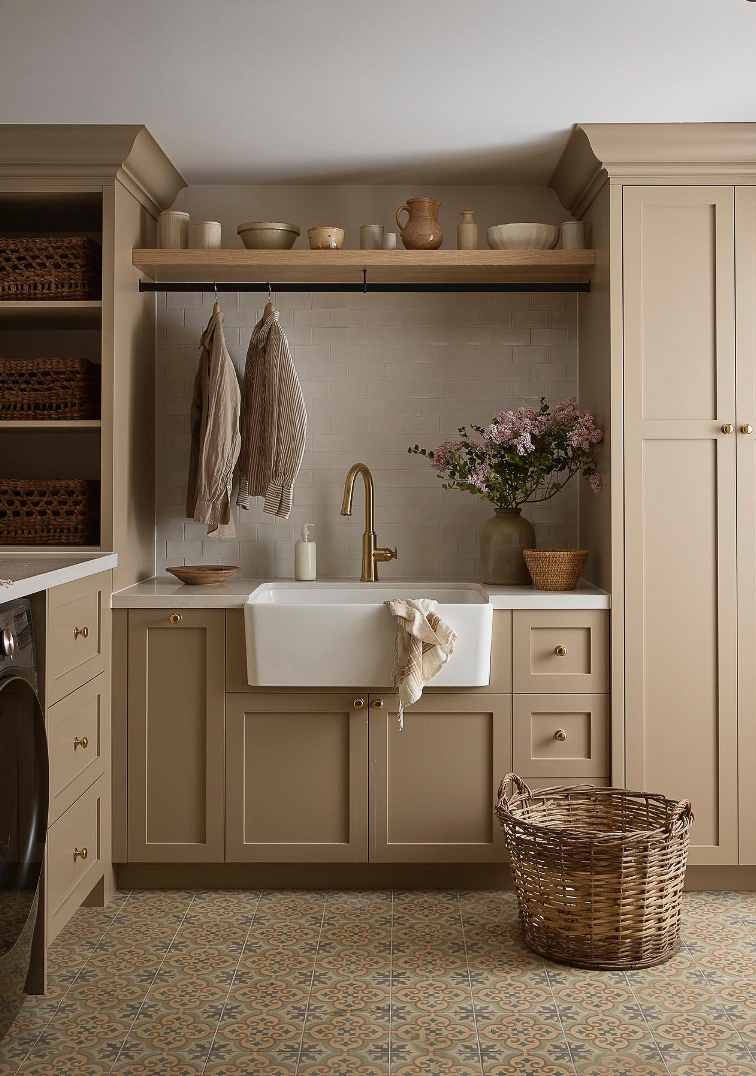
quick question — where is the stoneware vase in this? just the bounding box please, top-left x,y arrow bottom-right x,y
457,208 -> 478,250
480,508 -> 535,585
396,197 -> 443,249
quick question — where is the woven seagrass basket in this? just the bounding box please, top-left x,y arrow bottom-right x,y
0,237 -> 101,301
495,774 -> 694,970
0,479 -> 99,546
0,358 -> 101,420
523,548 -> 588,591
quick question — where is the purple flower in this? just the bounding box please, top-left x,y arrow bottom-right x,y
471,463 -> 491,491
588,472 -> 602,493
430,440 -> 462,472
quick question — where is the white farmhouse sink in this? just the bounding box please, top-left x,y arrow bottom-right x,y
244,582 -> 492,688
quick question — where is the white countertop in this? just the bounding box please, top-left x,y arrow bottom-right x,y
0,552 -> 118,603
112,575 -> 610,610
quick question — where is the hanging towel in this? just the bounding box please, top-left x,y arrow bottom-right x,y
384,598 -> 457,729
237,310 -> 306,519
186,307 -> 241,538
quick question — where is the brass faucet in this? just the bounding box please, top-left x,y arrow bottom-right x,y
340,463 -> 398,582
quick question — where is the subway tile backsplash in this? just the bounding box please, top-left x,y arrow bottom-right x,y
156,291 -> 578,580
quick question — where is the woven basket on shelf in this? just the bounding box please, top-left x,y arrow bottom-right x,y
0,237 -> 101,301
0,358 -> 101,420
495,774 -> 694,970
523,548 -> 588,591
0,479 -> 99,546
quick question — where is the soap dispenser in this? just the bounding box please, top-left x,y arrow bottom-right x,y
295,523 -> 316,580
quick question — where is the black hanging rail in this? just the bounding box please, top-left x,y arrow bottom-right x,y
139,280 -> 590,293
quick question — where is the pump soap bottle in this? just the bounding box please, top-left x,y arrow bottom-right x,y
295,523 -> 316,580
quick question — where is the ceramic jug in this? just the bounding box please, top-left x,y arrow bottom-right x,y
395,197 -> 443,249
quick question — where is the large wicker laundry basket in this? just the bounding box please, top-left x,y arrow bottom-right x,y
495,774 -> 694,970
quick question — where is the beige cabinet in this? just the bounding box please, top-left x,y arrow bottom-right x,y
46,573 -> 110,706
513,610 -> 608,694
623,186 -> 739,864
370,693 -> 511,863
226,693 -> 368,862
48,671 -> 109,825
513,693 -> 608,780
127,609 -> 225,862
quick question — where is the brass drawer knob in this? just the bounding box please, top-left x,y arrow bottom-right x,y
73,626 -> 89,640
555,729 -> 567,742
169,613 -> 182,625
73,847 -> 88,862
742,424 -> 753,435
722,423 -> 735,435
371,698 -> 384,709
353,697 -> 365,709
554,645 -> 568,657
73,736 -> 89,750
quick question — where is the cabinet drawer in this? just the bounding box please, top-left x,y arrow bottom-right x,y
513,610 -> 608,693
513,693 -> 609,778
46,775 -> 106,944
46,573 -> 110,705
48,673 -> 109,824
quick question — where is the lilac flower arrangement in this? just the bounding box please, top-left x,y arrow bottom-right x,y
409,397 -> 603,509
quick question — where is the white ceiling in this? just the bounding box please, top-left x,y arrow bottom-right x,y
1,0 -> 755,185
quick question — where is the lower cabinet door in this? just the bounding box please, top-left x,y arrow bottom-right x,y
513,694 -> 609,780
225,693 -> 368,862
370,693 -> 511,863
46,775 -> 107,944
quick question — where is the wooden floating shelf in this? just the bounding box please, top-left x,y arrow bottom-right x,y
0,420 -> 102,429
132,248 -> 595,285
0,300 -> 103,328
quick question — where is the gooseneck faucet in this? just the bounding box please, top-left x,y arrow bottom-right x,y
340,463 -> 398,582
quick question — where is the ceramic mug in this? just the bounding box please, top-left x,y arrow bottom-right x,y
360,224 -> 384,250
561,220 -> 587,250
382,232 -> 398,250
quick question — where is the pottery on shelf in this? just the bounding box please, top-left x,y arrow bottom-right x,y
395,197 -> 442,250
486,223 -> 559,250
479,508 -> 535,586
166,565 -> 241,586
457,209 -> 478,250
308,226 -> 345,250
237,222 -> 300,250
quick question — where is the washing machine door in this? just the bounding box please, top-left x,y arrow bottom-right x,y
0,676 -> 48,1039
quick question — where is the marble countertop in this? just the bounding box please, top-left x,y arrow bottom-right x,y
0,552 -> 118,604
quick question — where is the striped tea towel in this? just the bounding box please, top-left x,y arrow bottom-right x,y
384,598 -> 457,729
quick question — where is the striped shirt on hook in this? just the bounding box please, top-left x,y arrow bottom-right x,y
237,310 -> 307,519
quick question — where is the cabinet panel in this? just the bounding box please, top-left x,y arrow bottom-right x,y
512,610 -> 607,693
623,185 -> 738,865
513,693 -> 608,779
226,693 -> 368,862
46,571 -> 110,705
370,693 -> 511,862
127,609 -> 225,862
48,671 -> 109,824
47,775 -> 107,944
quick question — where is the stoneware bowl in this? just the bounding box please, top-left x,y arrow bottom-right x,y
487,223 -> 560,250
308,226 -> 345,250
166,565 -> 241,586
237,222 -> 300,250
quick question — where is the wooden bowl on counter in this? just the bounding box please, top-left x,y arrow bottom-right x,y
166,565 -> 241,586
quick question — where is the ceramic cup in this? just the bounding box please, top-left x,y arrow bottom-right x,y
381,232 -> 398,250
308,226 -> 345,250
561,220 -> 587,250
195,221 -> 222,249
360,224 -> 384,250
158,210 -> 190,249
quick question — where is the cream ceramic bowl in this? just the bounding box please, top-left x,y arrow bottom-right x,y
308,226 -> 345,250
237,222 -> 300,250
487,223 -> 560,250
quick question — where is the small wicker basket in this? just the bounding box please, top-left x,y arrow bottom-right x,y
523,548 -> 588,591
0,237 -> 101,301
0,479 -> 99,546
495,774 -> 694,970
0,358 -> 101,420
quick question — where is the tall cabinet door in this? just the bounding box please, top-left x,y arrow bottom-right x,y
127,609 -> 225,862
736,186 -> 756,863
623,186 -> 738,865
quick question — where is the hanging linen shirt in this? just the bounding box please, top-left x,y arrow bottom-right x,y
237,310 -> 306,518
186,307 -> 241,537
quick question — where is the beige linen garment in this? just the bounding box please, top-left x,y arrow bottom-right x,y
186,307 -> 241,538
237,310 -> 306,519
385,598 -> 457,729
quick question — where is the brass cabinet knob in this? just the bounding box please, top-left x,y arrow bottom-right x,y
73,847 -> 88,861
73,736 -> 89,750
741,424 -> 754,435
371,698 -> 384,709
722,423 -> 735,435
169,613 -> 182,625
554,645 -> 568,657
73,625 -> 89,640
555,729 -> 567,742
353,697 -> 365,709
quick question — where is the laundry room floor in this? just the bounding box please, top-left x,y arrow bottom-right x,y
0,889 -> 755,1076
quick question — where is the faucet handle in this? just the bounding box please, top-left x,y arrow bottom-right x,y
374,546 -> 398,563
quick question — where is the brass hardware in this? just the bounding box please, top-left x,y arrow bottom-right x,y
73,736 -> 89,750
555,645 -> 568,657
371,698 -> 384,709
555,729 -> 567,742
73,847 -> 88,861
340,463 -> 398,581
353,697 -> 365,709
741,424 -> 754,435
722,423 -> 735,435
73,625 -> 89,640
169,613 -> 182,625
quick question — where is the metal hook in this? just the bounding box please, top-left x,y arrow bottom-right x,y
363,268 -> 368,294
267,282 -> 273,303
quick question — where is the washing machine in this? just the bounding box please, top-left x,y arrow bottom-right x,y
0,599 -> 48,1040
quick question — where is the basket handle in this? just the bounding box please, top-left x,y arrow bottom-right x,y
496,773 -> 532,811
666,798 -> 694,832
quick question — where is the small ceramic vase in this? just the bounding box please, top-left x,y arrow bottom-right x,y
457,209 -> 478,250
395,197 -> 442,250
479,508 -> 536,585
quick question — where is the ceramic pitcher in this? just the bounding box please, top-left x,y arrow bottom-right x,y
395,197 -> 443,249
